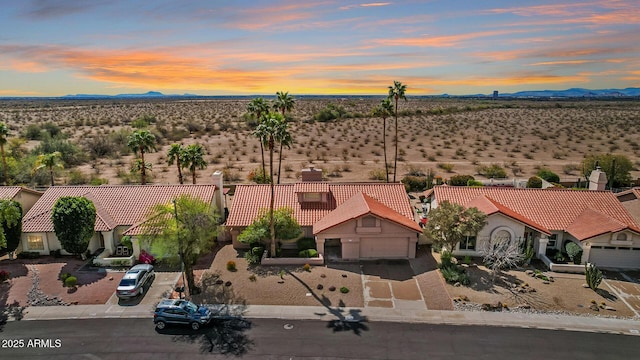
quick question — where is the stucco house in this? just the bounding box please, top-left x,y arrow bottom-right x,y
426,185 -> 640,270
617,188 -> 640,224
20,172 -> 225,262
226,167 -> 422,260
0,186 -> 43,256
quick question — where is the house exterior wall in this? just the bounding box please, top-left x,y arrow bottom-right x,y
583,230 -> 640,268
22,231 -> 105,256
14,190 -> 41,214
452,213 -> 526,257
620,199 -> 640,224
315,216 -> 418,259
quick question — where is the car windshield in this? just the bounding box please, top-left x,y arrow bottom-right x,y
181,302 -> 198,313
119,279 -> 136,287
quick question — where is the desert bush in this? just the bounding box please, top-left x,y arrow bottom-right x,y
536,168 -> 560,183
437,163 -> 455,173
67,170 -> 88,185
314,103 -> 349,122
90,177 -> 109,186
585,263 -> 602,291
226,260 -> 237,272
562,163 -> 580,175
303,263 -> 311,272
527,176 -> 542,188
83,136 -> 118,159
245,247 -> 264,265
476,163 -> 507,179
299,249 -> 318,258
448,174 -> 474,186
368,169 -> 386,181
33,138 -> 84,166
401,175 -> 428,192
340,286 -> 350,294
565,242 -> 582,265
64,276 -> 78,288
0,270 -> 10,282
467,179 -> 483,187
297,237 -> 316,251
440,266 -> 470,285
247,168 -> 270,184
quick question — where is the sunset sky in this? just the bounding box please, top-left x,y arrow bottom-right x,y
1,0 -> 639,96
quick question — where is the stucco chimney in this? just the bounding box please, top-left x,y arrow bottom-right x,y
588,166 -> 607,191
301,165 -> 323,182
212,171 -> 226,212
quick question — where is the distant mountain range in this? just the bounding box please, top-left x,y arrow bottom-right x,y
1,87 -> 639,100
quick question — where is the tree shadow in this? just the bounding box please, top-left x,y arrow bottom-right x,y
162,269 -> 254,355
0,277 -> 25,332
158,317 -> 254,356
359,260 -> 414,281
288,271 -> 369,335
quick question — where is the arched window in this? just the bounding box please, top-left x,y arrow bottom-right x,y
493,229 -> 512,242
616,233 -> 628,242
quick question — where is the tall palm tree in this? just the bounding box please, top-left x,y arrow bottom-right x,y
372,99 -> 394,182
127,129 -> 156,185
182,144 -> 207,184
387,81 -> 407,182
0,123 -> 9,185
247,97 -> 270,178
167,144 -> 186,184
255,112 -> 289,257
273,91 -> 295,184
34,151 -> 63,186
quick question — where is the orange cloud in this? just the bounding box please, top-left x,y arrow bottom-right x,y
372,29 -> 523,48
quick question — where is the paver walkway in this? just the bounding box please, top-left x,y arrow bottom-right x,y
361,261 -> 426,311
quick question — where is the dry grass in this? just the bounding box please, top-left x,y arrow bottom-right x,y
2,98 -> 638,185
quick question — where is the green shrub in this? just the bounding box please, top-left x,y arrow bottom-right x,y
369,169 -> 387,181
67,170 -> 88,185
401,175 -> 428,192
59,272 -> 71,282
340,286 -> 350,294
226,260 -> 237,272
439,251 -> 454,269
440,267 -> 470,285
536,168 -> 560,183
120,236 -> 133,251
476,163 -> 507,179
89,177 -> 109,186
297,237 -> 316,251
299,249 -> 318,258
64,276 -> 78,288
565,242 -> 583,265
585,263 -> 603,291
17,251 -> 40,259
527,176 -> 543,188
467,179 -> 483,187
244,250 -> 262,265
448,175 -> 475,186
314,103 -> 349,122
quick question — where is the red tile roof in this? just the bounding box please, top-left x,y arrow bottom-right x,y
0,186 -> 42,199
22,185 -> 216,233
565,208 -> 628,241
313,192 -> 422,233
433,186 -> 640,240
226,183 -> 414,228
466,195 -> 551,235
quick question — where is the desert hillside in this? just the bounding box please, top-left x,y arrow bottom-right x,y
0,98 -> 638,187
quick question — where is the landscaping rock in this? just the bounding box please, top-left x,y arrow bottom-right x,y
605,306 -> 616,311
582,283 -> 590,288
543,280 -> 550,284
589,304 -> 600,311
525,270 -> 534,276
515,304 -> 531,310
454,282 -> 461,287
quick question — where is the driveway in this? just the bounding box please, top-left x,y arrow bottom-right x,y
361,260 -> 427,311
603,271 -> 640,317
107,271 -> 180,307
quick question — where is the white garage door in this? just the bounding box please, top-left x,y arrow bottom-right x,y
589,247 -> 640,269
360,237 -> 409,258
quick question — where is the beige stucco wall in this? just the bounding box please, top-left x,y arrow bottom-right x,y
316,216 -> 418,259
22,231 -> 105,256
14,190 -> 41,214
453,213 -> 527,257
621,199 -> 640,224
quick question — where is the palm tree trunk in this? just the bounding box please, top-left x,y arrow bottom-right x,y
383,117 -> 388,183
177,159 -> 183,184
260,141 -> 266,181
140,148 -> 147,185
49,167 -> 55,187
0,144 -> 7,185
277,142 -> 283,184
269,138 -> 276,258
184,261 -> 197,295
393,98 -> 398,182
192,168 -> 197,184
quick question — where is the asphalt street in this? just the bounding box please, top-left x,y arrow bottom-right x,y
1,318 -> 639,359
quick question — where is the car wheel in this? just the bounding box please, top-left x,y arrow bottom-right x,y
191,322 -> 200,330
155,321 -> 166,330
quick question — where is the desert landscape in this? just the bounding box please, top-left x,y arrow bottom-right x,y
0,97 -> 639,187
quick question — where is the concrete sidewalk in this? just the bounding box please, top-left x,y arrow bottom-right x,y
18,303 -> 640,336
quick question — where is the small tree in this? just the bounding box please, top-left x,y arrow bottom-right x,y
425,201 -> 487,254
581,153 -> 633,188
480,235 -> 524,282
565,242 -> 583,265
527,176 -> 542,188
0,200 -> 21,251
238,207 -> 303,249
139,195 -> 219,295
448,175 -> 475,186
51,197 -> 97,257
536,168 -> 560,183
585,263 -> 603,291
